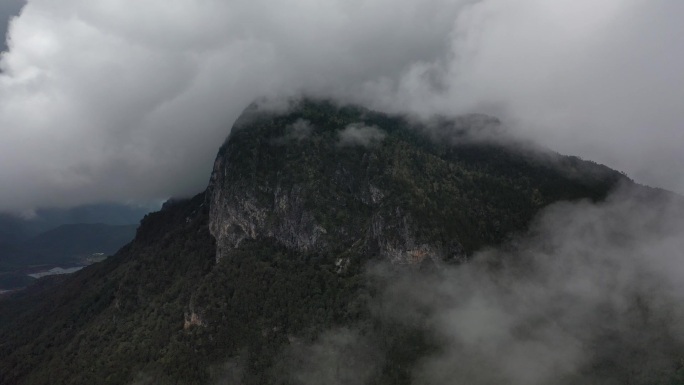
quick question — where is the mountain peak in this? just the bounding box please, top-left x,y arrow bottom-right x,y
208,100 -> 624,263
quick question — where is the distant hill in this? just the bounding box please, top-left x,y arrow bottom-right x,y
20,223 -> 139,265
0,202 -> 151,282
0,216 -> 30,244
0,203 -> 153,244
30,203 -> 154,231
0,223 -> 138,282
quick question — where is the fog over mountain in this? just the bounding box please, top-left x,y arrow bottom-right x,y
0,0 -> 682,212
286,184 -> 684,385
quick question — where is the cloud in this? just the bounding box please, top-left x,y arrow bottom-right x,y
0,0 -> 23,52
277,328 -> 381,385
369,184 -> 684,384
338,124 -> 386,147
381,0 -> 684,195
0,0 -> 682,212
271,118 -> 314,145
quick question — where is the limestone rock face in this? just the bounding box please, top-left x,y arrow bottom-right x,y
208,178 -> 328,261
206,99 -> 621,266
206,102 -> 469,266
207,151 -> 464,266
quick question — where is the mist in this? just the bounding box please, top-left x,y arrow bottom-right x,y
338,124 -> 387,147
284,184 -> 684,384
0,0 -> 682,213
403,185 -> 684,384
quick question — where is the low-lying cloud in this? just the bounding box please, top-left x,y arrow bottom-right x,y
0,0 -> 683,212
279,119 -> 314,143
279,328 -> 381,385
395,186 -> 684,384
290,184 -> 684,384
338,124 -> 386,147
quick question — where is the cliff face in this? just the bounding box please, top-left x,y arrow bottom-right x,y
206,109 -> 447,265
0,99 -> 631,385
206,134 -> 461,266
207,99 -> 622,266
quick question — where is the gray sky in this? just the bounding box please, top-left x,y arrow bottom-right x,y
0,0 -> 682,213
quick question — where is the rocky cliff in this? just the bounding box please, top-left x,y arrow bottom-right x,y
208,99 -> 622,266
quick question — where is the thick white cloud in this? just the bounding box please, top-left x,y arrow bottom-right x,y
0,0 -> 682,212
370,185 -> 684,384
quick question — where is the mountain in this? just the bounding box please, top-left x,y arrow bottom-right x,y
0,203 -> 153,244
20,223 -> 138,262
0,223 -> 138,272
0,216 -> 30,244
0,203 -> 150,289
0,223 -> 138,291
0,99 -> 681,385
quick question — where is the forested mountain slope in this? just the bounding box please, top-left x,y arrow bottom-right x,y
3,100 -> 680,385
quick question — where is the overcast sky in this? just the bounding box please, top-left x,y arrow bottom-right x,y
0,0 -> 682,214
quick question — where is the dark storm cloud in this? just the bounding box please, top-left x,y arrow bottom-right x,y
0,0 -> 682,212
